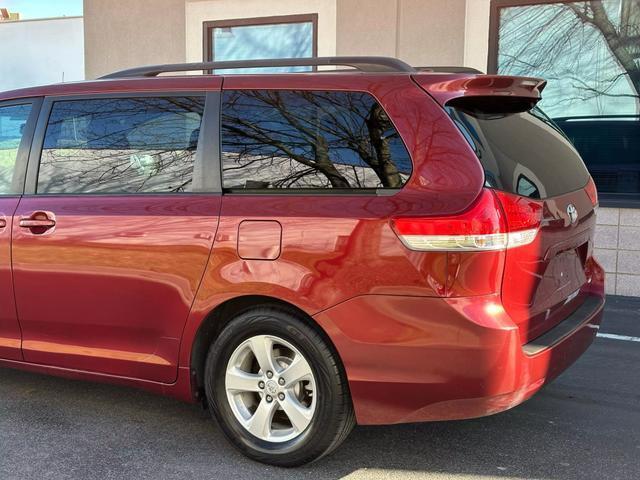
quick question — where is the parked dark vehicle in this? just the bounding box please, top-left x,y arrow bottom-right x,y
553,115 -> 640,199
0,57 -> 604,466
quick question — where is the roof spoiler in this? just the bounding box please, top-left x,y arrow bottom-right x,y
414,74 -> 547,111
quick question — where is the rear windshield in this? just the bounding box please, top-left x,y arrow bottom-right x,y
447,106 -> 590,199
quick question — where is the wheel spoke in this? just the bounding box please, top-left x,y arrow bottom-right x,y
279,392 -> 313,433
249,336 -> 276,374
226,367 -> 262,392
246,398 -> 277,439
282,354 -> 312,387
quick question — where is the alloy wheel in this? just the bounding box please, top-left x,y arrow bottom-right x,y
224,334 -> 317,443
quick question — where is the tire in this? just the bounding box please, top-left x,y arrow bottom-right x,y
204,306 -> 355,467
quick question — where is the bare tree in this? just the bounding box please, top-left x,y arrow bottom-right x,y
567,0 -> 640,94
498,0 -> 639,109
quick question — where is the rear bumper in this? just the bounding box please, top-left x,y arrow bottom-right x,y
314,286 -> 604,425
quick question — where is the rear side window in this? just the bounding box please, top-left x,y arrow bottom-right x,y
38,97 -> 205,194
220,90 -> 412,191
0,103 -> 32,194
447,106 -> 590,199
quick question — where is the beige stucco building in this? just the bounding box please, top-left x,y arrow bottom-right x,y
84,0 -> 491,79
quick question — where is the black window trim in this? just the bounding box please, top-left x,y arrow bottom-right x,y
25,91 -> 222,196
218,88 -> 413,196
221,188 -> 402,197
0,97 -> 43,196
488,0 -> 640,208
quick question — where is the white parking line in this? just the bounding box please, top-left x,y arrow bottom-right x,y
597,333 -> 640,343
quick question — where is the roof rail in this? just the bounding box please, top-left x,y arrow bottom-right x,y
99,56 -> 416,79
416,66 -> 484,74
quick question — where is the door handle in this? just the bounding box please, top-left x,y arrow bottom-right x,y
0,218 -> 6,228
19,211 -> 56,232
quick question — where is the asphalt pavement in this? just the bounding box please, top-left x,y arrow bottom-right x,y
1,295 -> 639,480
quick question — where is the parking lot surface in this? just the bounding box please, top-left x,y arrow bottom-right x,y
1,295 -> 639,480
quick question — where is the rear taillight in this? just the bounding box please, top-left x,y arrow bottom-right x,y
493,190 -> 543,247
391,188 -> 542,251
585,177 -> 598,206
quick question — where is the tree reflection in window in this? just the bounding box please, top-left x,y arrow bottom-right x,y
38,97 -> 205,194
221,90 -> 412,190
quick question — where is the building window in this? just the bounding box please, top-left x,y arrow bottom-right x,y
204,14 -> 317,74
220,90 -> 412,191
489,0 -> 640,204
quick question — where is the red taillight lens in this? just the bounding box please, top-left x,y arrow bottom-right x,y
392,189 -> 504,236
493,190 -> 543,249
493,190 -> 543,231
585,177 -> 598,206
391,189 -> 542,252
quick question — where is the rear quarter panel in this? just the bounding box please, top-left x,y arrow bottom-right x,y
179,74 -> 484,368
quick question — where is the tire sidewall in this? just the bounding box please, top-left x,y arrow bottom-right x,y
205,309 -> 342,462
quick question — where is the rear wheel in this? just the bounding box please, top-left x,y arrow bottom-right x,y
204,307 -> 355,466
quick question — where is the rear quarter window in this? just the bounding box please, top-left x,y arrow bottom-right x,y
220,90 -> 412,191
447,106 -> 590,199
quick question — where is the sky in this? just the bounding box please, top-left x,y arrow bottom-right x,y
2,0 -> 82,19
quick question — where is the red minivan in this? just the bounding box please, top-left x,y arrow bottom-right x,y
0,57 -> 604,466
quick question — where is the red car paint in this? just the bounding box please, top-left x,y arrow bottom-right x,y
0,197 -> 22,361
12,195 -> 221,383
0,71 -> 604,425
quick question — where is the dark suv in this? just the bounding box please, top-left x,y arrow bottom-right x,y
0,57 -> 604,466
